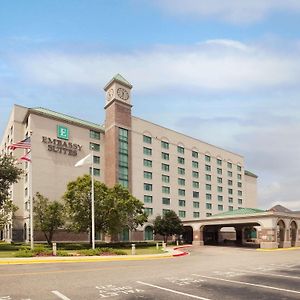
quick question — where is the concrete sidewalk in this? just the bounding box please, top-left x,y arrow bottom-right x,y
0,245 -> 191,265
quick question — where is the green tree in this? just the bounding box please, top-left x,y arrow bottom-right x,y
153,210 -> 184,243
63,175 -> 147,246
33,192 -> 65,245
0,155 -> 22,230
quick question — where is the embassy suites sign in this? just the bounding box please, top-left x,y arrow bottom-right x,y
41,125 -> 83,156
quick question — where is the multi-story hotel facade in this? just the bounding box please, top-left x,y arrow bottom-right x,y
0,74 -> 257,242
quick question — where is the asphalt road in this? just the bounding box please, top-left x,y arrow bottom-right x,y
0,246 -> 299,299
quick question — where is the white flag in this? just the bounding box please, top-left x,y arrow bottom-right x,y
75,153 -> 92,167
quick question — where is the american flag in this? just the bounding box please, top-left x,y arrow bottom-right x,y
8,137 -> 31,150
19,150 -> 32,163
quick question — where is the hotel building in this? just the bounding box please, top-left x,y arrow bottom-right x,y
0,74 -> 257,242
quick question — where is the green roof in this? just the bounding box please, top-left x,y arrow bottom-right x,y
30,107 -> 104,131
210,208 -> 265,218
245,170 -> 258,178
104,73 -> 132,90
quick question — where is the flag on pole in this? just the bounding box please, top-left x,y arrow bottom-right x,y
8,137 -> 31,150
75,153 -> 92,167
19,151 -> 32,162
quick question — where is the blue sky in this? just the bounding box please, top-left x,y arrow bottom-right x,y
1,0 -> 300,210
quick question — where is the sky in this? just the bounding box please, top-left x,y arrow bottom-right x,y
1,0 -> 300,210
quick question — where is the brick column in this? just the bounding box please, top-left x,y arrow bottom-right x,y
259,228 -> 278,249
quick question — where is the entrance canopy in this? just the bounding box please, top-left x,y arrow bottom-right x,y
183,208 -> 300,249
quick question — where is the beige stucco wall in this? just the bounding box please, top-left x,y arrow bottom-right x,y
131,116 -> 248,221
244,173 -> 257,208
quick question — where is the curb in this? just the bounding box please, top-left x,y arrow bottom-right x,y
0,246 -> 189,265
257,246 -> 300,252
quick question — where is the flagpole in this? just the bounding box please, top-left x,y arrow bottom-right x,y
29,132 -> 34,250
91,150 -> 95,250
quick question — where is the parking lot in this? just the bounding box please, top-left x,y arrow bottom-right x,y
0,246 -> 299,299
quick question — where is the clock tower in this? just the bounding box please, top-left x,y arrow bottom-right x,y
104,74 -> 133,190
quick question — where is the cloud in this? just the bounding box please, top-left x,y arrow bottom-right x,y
13,39 -> 300,94
152,0 -> 300,24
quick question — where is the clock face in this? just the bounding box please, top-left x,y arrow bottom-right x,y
117,87 -> 129,101
107,88 -> 114,101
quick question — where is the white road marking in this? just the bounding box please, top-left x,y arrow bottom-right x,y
193,274 -> 300,295
137,281 -> 212,300
231,268 -> 300,280
51,291 -> 71,300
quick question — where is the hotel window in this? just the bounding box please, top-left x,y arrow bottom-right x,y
178,167 -> 185,175
217,159 -> 222,166
228,197 -> 233,203
217,177 -> 222,184
178,210 -> 186,218
144,183 -> 152,191
238,198 -> 243,204
193,191 -> 199,198
206,203 -> 212,209
227,162 -> 232,169
143,135 -> 152,144
162,209 -> 170,215
237,182 -> 242,188
162,186 -> 170,194
206,174 -> 211,181
217,186 -> 223,192
161,152 -> 169,160
206,193 -> 212,200
205,165 -> 211,172
161,141 -> 169,149
178,178 -> 185,186
228,179 -> 232,186
178,157 -> 185,164
237,173 -> 242,180
144,171 -> 152,180
90,130 -> 100,140
193,201 -> 200,208
90,142 -> 100,151
90,168 -> 100,176
218,195 -> 223,202
162,197 -> 170,205
206,184 -> 211,191
193,212 -> 200,218
192,161 -> 199,168
218,205 -> 223,211
227,171 -> 232,177
228,188 -> 233,195
193,181 -> 199,188
144,207 -> 153,216
25,173 -> 28,183
93,156 -> 100,164
217,168 -> 222,175
192,171 -> 199,178
119,128 -> 129,188
192,150 -> 198,158
25,188 -> 28,197
238,190 -> 243,196
144,159 -> 152,167
178,189 -> 185,196
143,147 -> 152,156
206,213 -> 212,217
162,175 -> 170,183
229,206 -> 233,211
144,195 -> 153,203
177,146 -> 184,154
205,155 -> 211,162
237,165 -> 242,171
179,200 -> 186,207
162,163 -> 170,172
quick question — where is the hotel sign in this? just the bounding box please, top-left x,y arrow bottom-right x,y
42,125 -> 82,156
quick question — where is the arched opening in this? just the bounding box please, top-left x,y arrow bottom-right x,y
144,226 -> 154,241
290,221 -> 297,247
121,228 -> 129,242
182,226 -> 193,244
203,225 -> 219,245
277,220 -> 286,248
219,227 -> 236,245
